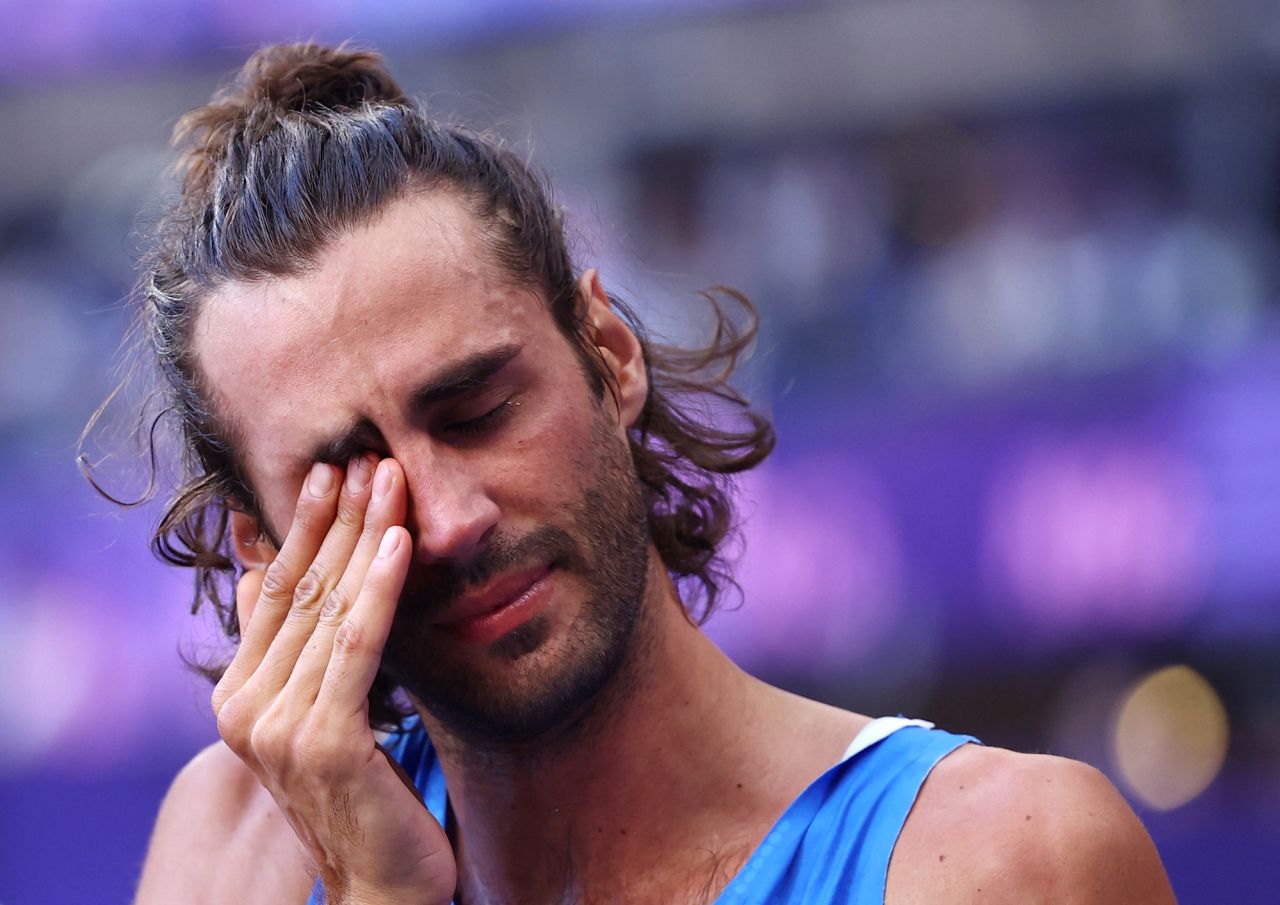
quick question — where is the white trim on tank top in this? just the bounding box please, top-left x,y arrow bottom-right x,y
839,717 -> 936,763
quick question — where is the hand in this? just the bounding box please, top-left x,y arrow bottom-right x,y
212,456 -> 456,905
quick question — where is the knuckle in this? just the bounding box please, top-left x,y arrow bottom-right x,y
333,618 -> 369,657
291,569 -> 326,612
259,560 -> 294,602
333,499 -> 365,531
214,695 -> 253,753
320,584 -> 352,620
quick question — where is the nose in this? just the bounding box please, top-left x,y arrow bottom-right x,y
396,446 -> 500,564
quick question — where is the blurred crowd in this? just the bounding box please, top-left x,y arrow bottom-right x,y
1,2 -> 1278,902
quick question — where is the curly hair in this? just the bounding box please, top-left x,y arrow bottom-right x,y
81,42 -> 774,729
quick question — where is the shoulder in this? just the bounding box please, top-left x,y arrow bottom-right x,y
885,743 -> 1176,905
134,741 -> 314,905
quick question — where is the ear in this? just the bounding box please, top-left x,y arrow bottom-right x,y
577,269 -> 648,429
228,509 -> 276,571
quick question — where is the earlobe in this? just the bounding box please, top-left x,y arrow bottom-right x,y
577,269 -> 648,428
228,509 -> 275,571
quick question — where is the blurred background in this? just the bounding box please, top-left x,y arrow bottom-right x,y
2,0 -> 1279,902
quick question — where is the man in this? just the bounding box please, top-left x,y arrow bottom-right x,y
120,43 -> 1177,904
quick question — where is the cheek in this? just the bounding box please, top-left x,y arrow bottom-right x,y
506,395 -> 601,495
243,449 -> 313,539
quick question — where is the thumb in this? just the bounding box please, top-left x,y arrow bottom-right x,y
235,568 -> 266,636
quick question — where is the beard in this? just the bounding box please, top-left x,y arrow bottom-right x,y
377,409 -> 653,750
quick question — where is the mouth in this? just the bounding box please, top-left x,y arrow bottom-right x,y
433,564 -> 555,644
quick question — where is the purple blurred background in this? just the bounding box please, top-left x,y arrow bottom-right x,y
2,1 -> 1279,902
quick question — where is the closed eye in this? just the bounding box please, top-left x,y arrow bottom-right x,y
447,398 -> 519,438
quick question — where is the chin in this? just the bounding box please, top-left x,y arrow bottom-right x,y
387,572 -> 651,749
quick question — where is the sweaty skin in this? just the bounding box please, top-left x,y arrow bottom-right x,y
134,192 -> 1177,905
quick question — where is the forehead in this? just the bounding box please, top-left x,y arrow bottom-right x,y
192,191 -> 553,477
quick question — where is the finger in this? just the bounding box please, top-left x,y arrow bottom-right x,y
234,462 -> 342,663
214,571 -> 266,722
249,453 -> 379,694
218,462 -> 341,697
284,459 -> 406,704
317,525 -> 411,716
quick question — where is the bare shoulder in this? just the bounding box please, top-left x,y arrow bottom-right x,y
134,740 -> 314,905
885,743 -> 1177,905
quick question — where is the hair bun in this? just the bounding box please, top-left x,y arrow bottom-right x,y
173,43 -> 407,195
233,43 -> 408,116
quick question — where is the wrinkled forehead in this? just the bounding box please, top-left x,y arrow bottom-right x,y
190,192 -> 551,487
194,191 -> 506,364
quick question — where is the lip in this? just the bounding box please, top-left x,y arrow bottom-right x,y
434,564 -> 554,644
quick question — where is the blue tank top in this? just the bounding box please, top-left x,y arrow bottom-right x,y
307,716 -> 978,904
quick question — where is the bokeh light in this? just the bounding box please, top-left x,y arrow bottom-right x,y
983,436 -> 1210,638
1110,665 -> 1230,811
711,456 -> 906,677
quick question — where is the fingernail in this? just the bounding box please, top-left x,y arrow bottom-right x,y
308,463 -> 335,497
346,455 -> 372,493
372,461 -> 396,502
377,528 -> 401,558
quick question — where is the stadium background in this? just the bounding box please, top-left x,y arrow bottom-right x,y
1,1 -> 1277,902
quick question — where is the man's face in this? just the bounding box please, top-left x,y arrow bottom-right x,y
194,192 -> 653,744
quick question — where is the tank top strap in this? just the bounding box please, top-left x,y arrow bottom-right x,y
718,719 -> 979,904
840,716 -> 938,762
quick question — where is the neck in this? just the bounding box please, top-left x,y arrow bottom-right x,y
413,553 -> 851,905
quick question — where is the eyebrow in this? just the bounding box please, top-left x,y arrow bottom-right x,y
305,342 -> 524,466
